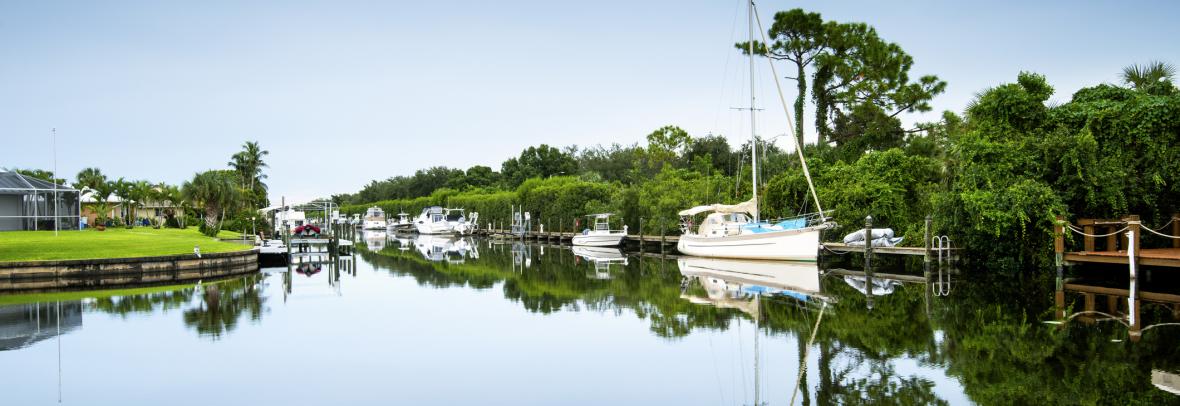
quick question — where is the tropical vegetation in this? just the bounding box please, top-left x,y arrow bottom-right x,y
331,10 -> 1178,269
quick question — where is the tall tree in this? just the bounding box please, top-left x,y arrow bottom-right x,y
74,167 -> 105,191
737,8 -> 826,147
645,125 -> 692,170
501,144 -> 578,187
228,141 -> 269,208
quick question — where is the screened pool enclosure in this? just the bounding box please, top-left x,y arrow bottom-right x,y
0,170 -> 80,231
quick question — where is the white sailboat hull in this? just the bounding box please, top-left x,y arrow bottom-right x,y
676,226 -> 824,261
571,232 -> 626,247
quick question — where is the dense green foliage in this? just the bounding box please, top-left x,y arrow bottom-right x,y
326,7 -> 1177,267
339,65 -> 1179,267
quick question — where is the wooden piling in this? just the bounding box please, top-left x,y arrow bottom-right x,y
924,215 -> 932,264
1054,215 -> 1065,280
1173,213 -> 1180,249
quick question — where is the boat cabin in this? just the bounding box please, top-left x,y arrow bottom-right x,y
698,212 -> 749,237
421,206 -> 445,223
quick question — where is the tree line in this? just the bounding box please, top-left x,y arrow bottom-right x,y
335,8 -> 1179,267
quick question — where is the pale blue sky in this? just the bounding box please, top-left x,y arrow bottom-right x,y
2,0 -> 1176,203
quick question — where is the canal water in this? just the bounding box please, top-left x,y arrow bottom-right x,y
1,231 -> 1177,405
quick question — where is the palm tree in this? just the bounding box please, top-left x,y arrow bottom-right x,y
74,168 -> 111,229
1121,61 -> 1176,90
111,178 -> 135,227
89,180 -> 117,229
160,184 -> 188,229
73,167 -> 105,190
228,141 -> 269,208
183,170 -> 242,236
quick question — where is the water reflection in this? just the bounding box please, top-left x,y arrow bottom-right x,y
0,302 -> 82,351
0,235 -> 1177,404
182,276 -> 266,339
572,246 -> 627,279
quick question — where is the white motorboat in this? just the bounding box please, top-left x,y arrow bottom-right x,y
444,208 -> 478,235
414,206 -> 454,234
387,212 -> 415,233
275,209 -> 307,234
363,206 -> 386,230
571,213 -> 627,247
675,1 -> 833,261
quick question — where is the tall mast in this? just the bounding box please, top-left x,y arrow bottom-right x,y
747,0 -> 759,223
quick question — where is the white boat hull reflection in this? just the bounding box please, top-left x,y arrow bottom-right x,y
677,257 -> 824,304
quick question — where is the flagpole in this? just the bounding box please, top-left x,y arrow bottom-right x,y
53,127 -> 59,237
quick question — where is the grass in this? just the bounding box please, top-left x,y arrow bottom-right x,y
0,278 -> 237,306
0,227 -> 251,262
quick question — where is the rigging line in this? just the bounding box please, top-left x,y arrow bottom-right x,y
735,317 -> 748,406
790,301 -> 827,406
712,0 -> 746,134
708,332 -> 727,406
751,3 -> 825,217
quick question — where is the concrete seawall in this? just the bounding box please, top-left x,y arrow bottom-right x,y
0,249 -> 259,292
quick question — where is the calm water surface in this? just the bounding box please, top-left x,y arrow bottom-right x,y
2,231 -> 1178,405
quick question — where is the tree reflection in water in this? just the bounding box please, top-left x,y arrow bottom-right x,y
181,275 -> 266,339
361,241 -> 1180,404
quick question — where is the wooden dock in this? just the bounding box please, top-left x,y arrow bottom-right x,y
1055,214 -> 1180,268
477,229 -> 679,245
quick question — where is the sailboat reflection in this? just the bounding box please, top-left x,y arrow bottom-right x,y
678,257 -> 828,306
572,246 -> 628,279
677,257 -> 830,406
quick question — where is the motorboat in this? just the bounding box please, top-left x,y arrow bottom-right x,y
572,213 -> 627,247
414,206 -> 454,234
363,206 -> 387,230
387,212 -> 415,233
445,208 -> 478,235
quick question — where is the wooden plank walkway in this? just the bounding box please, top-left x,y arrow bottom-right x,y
478,229 -> 679,245
1065,248 -> 1180,268
823,242 -> 957,258
1055,214 -> 1180,268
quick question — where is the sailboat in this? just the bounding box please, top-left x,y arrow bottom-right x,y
676,0 -> 833,261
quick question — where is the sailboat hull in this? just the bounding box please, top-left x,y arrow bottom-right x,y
676,226 -> 824,261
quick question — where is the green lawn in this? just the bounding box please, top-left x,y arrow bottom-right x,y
0,227 -> 251,262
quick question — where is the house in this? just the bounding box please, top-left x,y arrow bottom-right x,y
0,170 -> 80,231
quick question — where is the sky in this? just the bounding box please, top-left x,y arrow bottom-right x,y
2,0 -> 1177,204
